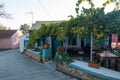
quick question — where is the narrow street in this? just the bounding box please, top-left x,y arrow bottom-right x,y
0,49 -> 75,80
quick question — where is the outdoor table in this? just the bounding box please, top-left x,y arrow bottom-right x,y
99,52 -> 120,71
67,47 -> 83,56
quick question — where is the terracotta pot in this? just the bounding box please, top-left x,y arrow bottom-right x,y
57,46 -> 65,53
43,44 -> 49,49
88,62 -> 100,68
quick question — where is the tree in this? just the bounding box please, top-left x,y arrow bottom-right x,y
37,21 -> 68,41
0,24 -> 6,30
103,0 -> 120,10
0,4 -> 11,19
104,10 -> 120,35
20,24 -> 30,34
76,0 -> 120,16
0,4 -> 12,29
75,0 -> 120,61
28,29 -> 39,48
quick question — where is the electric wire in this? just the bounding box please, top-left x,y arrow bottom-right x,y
37,0 -> 53,20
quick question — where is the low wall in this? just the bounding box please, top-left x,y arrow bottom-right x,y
25,49 -> 40,61
24,49 -> 52,63
56,63 -> 105,80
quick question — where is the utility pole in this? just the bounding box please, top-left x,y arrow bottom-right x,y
25,12 -> 34,29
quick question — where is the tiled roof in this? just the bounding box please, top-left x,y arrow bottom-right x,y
0,30 -> 17,38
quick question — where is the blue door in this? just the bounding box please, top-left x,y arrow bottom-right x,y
52,37 -> 62,58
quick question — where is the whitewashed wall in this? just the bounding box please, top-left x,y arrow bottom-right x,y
20,33 -> 29,53
77,37 -> 81,47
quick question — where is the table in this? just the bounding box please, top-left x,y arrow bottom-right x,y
99,52 -> 120,71
67,47 -> 83,56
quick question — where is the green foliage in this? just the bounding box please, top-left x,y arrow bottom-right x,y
20,24 -> 30,34
37,21 -> 68,41
73,7 -> 107,39
76,0 -> 120,16
38,24 -> 50,38
27,0 -> 120,49
28,29 -> 39,48
75,0 -> 120,40
103,0 -> 120,10
104,10 -> 120,35
55,52 -> 74,64
0,25 -> 7,30
49,23 -> 59,37
29,8 -> 120,46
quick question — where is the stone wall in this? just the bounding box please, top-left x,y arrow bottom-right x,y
24,50 -> 52,63
25,51 -> 40,61
56,64 -> 106,80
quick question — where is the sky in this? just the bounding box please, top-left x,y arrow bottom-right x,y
0,0 -> 115,29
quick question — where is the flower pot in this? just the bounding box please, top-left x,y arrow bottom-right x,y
88,62 -> 100,68
43,44 -> 49,49
57,46 -> 65,53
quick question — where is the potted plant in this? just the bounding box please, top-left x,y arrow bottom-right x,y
55,46 -> 74,65
43,43 -> 49,49
88,52 -> 100,68
55,53 -> 74,64
88,61 -> 100,68
57,46 -> 65,53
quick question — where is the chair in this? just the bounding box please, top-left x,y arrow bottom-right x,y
78,51 -> 84,60
83,49 -> 90,60
83,44 -> 90,60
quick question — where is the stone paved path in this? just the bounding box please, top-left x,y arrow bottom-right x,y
0,49 -> 77,80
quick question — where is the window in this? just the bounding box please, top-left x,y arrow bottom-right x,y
68,37 -> 76,45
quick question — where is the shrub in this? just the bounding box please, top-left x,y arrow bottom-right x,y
55,52 -> 74,64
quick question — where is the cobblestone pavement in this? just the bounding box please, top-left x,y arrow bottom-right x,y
0,49 -> 77,80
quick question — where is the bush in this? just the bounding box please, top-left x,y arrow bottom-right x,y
55,52 -> 74,64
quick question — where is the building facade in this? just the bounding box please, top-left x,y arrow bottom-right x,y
31,21 -> 60,30
0,30 -> 23,49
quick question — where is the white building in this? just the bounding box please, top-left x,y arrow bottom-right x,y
20,33 -> 29,53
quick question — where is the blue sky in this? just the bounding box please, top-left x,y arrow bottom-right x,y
0,0 -> 115,29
